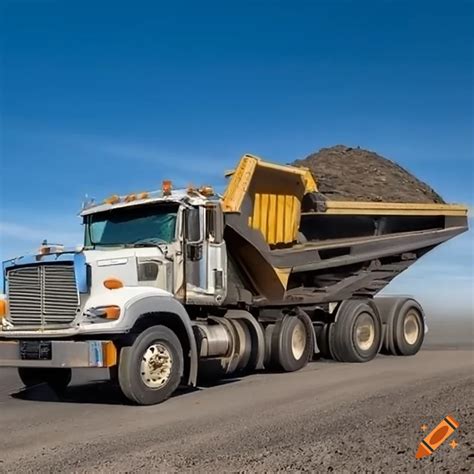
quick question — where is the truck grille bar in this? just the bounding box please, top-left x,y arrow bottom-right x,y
7,264 -> 79,326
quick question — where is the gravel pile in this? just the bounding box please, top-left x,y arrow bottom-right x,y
293,145 -> 444,203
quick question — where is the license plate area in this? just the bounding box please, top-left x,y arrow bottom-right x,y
20,341 -> 52,360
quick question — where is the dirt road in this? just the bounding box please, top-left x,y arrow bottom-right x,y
1,344 -> 473,473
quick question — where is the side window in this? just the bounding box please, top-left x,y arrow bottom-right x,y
206,205 -> 223,244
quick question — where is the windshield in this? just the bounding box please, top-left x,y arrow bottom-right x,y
85,204 -> 179,247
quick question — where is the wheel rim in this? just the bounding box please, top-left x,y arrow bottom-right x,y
291,319 -> 307,360
355,313 -> 375,351
403,310 -> 420,345
140,343 -> 173,389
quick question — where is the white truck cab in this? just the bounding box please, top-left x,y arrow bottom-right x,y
0,184 -> 230,403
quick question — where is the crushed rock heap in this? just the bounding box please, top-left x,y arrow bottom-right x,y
293,145 -> 444,204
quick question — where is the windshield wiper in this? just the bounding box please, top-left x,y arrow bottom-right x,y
92,243 -> 128,248
128,238 -> 168,257
131,238 -> 168,246
131,242 -> 162,248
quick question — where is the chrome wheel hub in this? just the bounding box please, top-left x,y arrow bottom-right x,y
355,313 -> 375,351
291,320 -> 307,360
404,311 -> 420,345
140,343 -> 173,389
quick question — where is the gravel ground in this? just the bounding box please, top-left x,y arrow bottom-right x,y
0,348 -> 472,473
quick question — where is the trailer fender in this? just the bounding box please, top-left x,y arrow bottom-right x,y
124,296 -> 199,386
293,307 -> 320,355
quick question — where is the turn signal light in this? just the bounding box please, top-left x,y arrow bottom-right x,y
0,299 -> 7,319
102,306 -> 121,320
103,341 -> 118,365
103,278 -> 124,290
86,305 -> 121,320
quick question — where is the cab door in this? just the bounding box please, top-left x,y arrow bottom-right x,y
182,204 -> 226,305
204,203 -> 227,304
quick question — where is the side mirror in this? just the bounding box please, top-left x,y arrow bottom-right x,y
184,207 -> 201,243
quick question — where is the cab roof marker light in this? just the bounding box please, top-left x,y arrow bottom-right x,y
104,195 -> 121,205
199,185 -> 215,197
162,180 -> 172,196
125,193 -> 137,203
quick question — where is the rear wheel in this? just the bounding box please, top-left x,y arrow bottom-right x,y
18,367 -> 72,393
267,312 -> 313,372
118,325 -> 183,405
329,300 -> 382,362
393,301 -> 424,355
375,297 -> 425,356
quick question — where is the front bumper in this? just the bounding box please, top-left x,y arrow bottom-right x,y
0,340 -> 117,368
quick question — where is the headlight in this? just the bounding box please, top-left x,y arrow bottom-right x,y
85,305 -> 121,321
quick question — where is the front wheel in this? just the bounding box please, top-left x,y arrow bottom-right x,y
118,325 -> 184,405
18,367 -> 72,393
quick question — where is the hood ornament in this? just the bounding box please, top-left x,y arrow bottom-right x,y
37,240 -> 65,259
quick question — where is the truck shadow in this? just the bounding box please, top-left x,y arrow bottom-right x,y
10,375 -> 244,406
10,381 -> 199,405
9,357 -> 339,405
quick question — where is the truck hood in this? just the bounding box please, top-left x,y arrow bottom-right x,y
82,247 -> 168,265
3,246 -> 168,268
2,247 -> 169,294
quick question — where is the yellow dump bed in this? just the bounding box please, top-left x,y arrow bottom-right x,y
223,154 -> 467,246
221,155 -> 468,305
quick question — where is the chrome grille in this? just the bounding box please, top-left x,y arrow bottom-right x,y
7,264 -> 79,326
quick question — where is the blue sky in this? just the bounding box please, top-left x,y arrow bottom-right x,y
0,0 -> 472,315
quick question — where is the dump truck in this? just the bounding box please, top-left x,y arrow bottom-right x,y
0,155 -> 468,404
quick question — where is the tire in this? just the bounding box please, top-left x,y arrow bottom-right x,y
267,312 -> 313,372
393,300 -> 425,355
314,322 -> 332,359
374,297 -> 400,354
329,300 -> 382,363
374,297 -> 425,356
18,367 -> 72,393
118,325 -> 183,405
